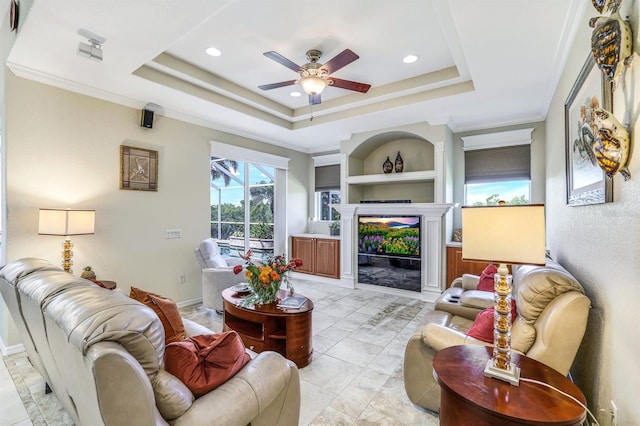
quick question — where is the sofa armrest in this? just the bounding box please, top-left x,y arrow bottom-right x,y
88,342 -> 168,426
423,323 -> 488,352
461,274 -> 481,290
173,351 -> 299,426
182,318 -> 215,337
224,257 -> 246,267
202,267 -> 243,311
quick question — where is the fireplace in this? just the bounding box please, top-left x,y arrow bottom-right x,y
334,203 -> 454,302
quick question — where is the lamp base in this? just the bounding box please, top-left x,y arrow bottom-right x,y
483,359 -> 520,386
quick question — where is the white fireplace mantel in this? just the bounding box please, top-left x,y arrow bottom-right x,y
334,203 -> 455,302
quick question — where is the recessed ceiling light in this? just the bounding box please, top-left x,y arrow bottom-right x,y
403,55 -> 418,64
290,91 -> 301,97
205,47 -> 222,57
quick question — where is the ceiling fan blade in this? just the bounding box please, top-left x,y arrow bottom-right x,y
263,51 -> 302,73
329,78 -> 371,93
321,49 -> 359,74
258,80 -> 297,90
309,94 -> 321,105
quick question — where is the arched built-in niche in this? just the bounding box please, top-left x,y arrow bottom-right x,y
344,131 -> 440,204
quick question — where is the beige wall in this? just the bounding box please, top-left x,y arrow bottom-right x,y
0,0 -> 28,353
546,4 -> 640,424
1,73 -> 309,348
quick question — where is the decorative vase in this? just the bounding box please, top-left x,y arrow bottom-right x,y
383,156 -> 393,174
395,151 -> 404,173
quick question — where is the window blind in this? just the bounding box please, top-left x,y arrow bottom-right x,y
315,165 -> 340,191
465,145 -> 531,184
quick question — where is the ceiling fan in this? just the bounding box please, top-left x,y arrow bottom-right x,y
258,49 -> 371,105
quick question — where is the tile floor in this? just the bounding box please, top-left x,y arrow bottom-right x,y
1,277 -> 440,425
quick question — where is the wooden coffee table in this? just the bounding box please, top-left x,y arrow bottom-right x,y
433,345 -> 586,425
222,288 -> 313,368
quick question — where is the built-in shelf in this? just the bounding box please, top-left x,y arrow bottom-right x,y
345,170 -> 437,185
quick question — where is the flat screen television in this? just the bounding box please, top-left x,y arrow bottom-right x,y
358,215 -> 421,258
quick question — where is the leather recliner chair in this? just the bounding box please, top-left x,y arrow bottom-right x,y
403,259 -> 591,413
194,238 -> 246,313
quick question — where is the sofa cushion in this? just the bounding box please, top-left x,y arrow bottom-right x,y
511,316 -> 536,353
198,239 -> 225,268
152,369 -> 194,420
209,254 -> 227,268
41,283 -> 165,380
460,290 -> 494,310
476,264 -> 497,292
165,332 -> 251,397
130,287 -> 186,345
514,261 -> 584,323
465,300 -> 517,343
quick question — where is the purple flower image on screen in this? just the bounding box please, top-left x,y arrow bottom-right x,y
357,216 -> 420,257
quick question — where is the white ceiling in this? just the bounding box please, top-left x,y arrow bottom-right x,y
7,0 -> 585,153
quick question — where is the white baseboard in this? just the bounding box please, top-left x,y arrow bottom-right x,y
0,336 -> 25,357
177,297 -> 203,309
289,272 -> 342,285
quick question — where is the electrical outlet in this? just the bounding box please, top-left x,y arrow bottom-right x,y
178,274 -> 186,284
611,400 -> 617,426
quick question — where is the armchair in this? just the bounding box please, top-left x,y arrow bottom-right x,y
404,259 -> 591,413
194,238 -> 245,313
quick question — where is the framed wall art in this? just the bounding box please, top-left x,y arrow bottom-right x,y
120,145 -> 158,191
564,54 -> 613,206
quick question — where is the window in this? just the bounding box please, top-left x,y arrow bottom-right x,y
314,163 -> 340,221
465,181 -> 530,206
210,157 -> 275,258
316,190 -> 341,221
463,139 -> 532,206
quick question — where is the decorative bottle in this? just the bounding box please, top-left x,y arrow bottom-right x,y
395,152 -> 404,173
383,156 -> 393,174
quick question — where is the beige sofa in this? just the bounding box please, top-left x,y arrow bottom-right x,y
0,258 -> 300,426
404,259 -> 591,413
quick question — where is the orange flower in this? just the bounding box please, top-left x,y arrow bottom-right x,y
270,270 -> 281,281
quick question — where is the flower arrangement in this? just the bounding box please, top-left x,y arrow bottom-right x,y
233,251 -> 302,306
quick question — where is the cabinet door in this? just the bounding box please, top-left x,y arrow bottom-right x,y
315,239 -> 340,279
446,246 -> 490,287
292,237 -> 315,274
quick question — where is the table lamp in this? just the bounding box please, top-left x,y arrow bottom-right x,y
461,204 -> 545,386
39,208 -> 95,274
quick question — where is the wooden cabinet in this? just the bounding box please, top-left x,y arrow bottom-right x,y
445,244 -> 489,288
291,236 -> 340,279
292,237 -> 315,274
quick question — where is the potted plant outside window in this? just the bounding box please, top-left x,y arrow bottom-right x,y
329,221 -> 340,236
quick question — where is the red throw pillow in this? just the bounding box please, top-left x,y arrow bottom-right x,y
466,299 -> 517,343
165,332 -> 251,397
476,264 -> 498,292
130,287 -> 186,345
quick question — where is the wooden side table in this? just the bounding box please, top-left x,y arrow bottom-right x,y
433,345 -> 586,426
222,288 -> 314,368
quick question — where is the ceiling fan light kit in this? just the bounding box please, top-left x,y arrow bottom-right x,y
299,75 -> 328,95
259,48 -> 370,105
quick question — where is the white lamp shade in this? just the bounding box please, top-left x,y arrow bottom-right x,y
461,204 -> 545,265
39,209 -> 95,236
299,76 -> 328,95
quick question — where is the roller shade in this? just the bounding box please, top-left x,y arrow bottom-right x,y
465,145 -> 531,184
315,165 -> 340,191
